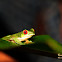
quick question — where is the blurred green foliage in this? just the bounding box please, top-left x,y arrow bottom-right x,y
0,35 -> 62,54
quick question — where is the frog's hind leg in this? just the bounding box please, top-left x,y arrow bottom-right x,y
8,39 -> 15,43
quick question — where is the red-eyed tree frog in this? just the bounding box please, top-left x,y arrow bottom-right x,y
2,28 -> 35,45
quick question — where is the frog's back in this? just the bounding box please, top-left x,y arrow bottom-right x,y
11,32 -> 21,37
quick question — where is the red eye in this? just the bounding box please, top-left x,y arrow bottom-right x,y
33,29 -> 35,32
23,30 -> 28,34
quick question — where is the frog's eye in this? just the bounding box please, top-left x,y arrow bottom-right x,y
33,29 -> 35,32
23,30 -> 28,34
30,28 -> 35,32
32,29 -> 35,32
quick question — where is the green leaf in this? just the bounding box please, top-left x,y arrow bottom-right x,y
26,35 -> 62,54
0,38 -> 19,50
0,35 -> 62,54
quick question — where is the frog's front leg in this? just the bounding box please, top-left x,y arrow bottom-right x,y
24,39 -> 32,44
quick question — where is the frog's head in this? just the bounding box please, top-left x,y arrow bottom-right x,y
21,28 -> 35,39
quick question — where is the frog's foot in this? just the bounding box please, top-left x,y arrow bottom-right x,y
24,40 -> 33,44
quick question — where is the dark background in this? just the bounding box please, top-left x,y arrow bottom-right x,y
0,0 -> 62,62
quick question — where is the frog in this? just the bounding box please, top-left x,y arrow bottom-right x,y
2,28 -> 35,45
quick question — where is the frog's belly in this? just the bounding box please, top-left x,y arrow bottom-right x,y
17,34 -> 34,41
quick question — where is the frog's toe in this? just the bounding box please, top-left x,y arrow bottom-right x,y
24,40 -> 33,44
